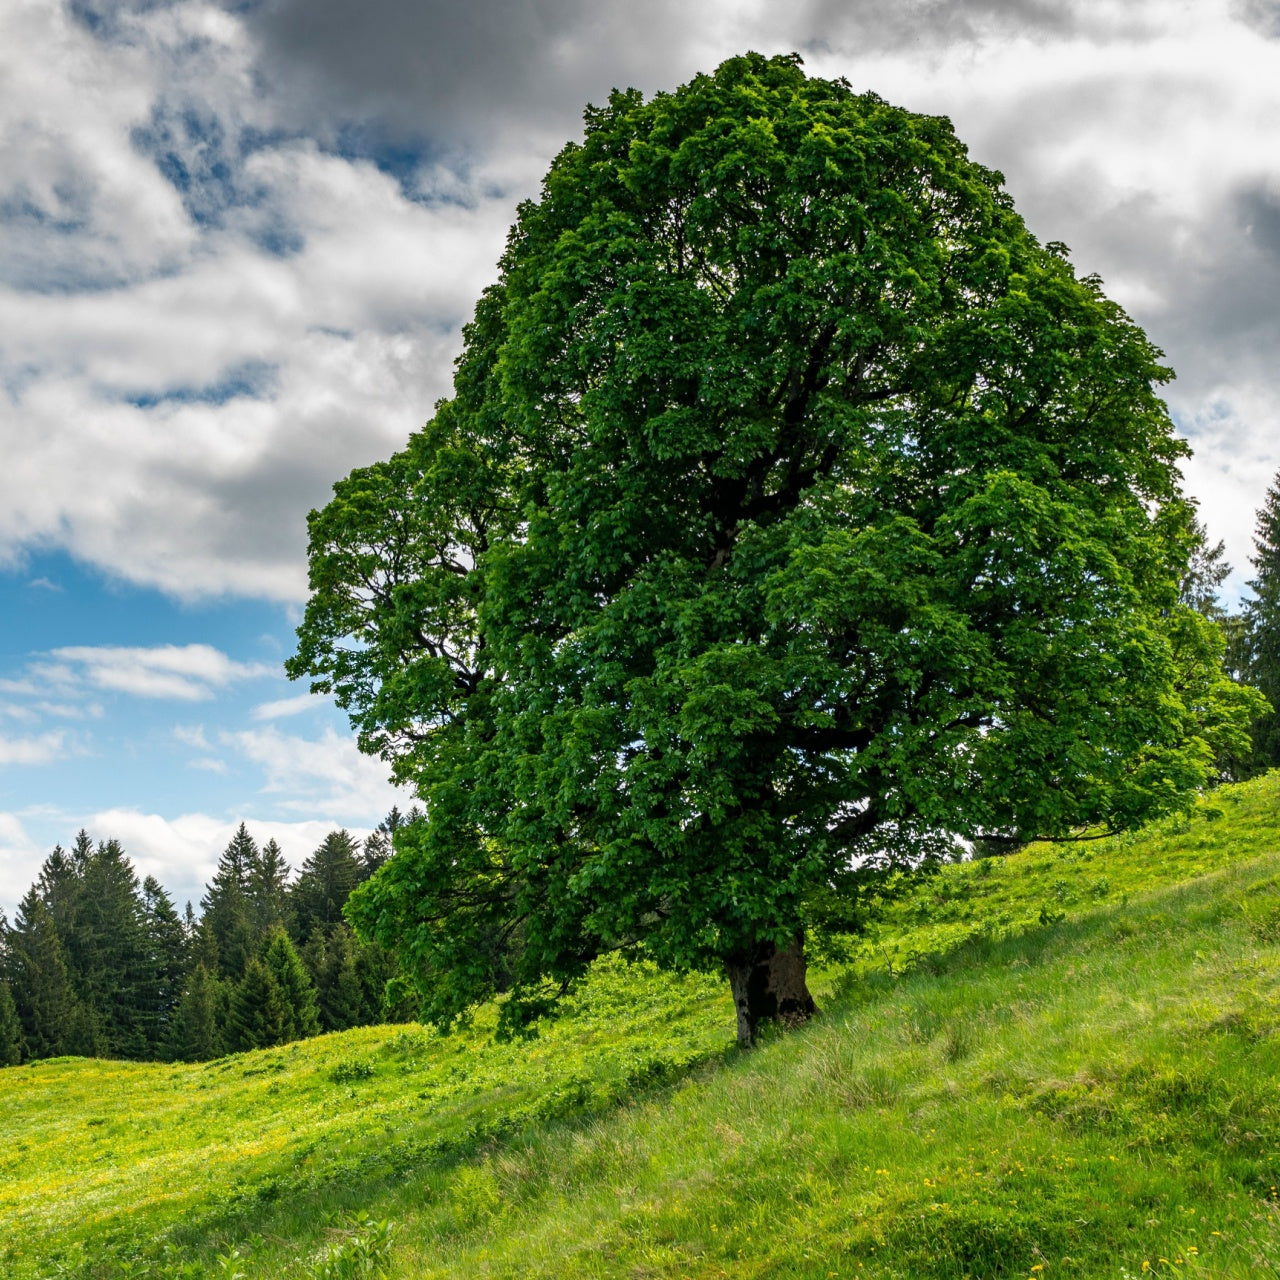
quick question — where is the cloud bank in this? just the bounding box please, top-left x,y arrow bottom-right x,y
0,0 -> 1275,605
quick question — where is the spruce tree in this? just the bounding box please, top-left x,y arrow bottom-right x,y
229,928 -> 318,1050
316,924 -> 365,1031
29,833 -> 154,1058
7,892 -> 78,1060
249,838 -> 291,933
360,829 -> 391,879
263,927 -> 319,1039
74,838 -> 152,1058
140,876 -> 188,1055
1244,472 -> 1280,769
0,918 -> 23,1066
169,962 -> 225,1061
228,956 -> 288,1052
1180,511 -> 1232,619
0,978 -> 21,1066
291,831 -> 361,939
34,843 -> 79,935
201,824 -> 259,979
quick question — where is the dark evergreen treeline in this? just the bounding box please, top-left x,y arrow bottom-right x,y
0,810 -> 417,1066
1194,470 -> 1280,779
1235,473 -> 1280,774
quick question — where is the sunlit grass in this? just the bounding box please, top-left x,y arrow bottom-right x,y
5,772 -> 1280,1278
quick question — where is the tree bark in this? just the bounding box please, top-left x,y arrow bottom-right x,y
725,934 -> 817,1048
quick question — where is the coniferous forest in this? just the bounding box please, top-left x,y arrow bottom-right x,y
0,810 -> 419,1066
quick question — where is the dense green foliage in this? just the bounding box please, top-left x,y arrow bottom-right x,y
5,773 -> 1280,1278
290,52 -> 1257,1041
0,814 -> 413,1066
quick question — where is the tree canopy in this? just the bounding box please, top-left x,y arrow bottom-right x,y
288,53 -> 1259,1045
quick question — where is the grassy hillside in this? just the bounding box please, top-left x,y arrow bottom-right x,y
6,773 -> 1280,1279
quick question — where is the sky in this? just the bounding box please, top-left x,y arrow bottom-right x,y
1,0 -> 1278,914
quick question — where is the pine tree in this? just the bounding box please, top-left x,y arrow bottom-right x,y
74,838 -> 152,1058
228,956 -> 288,1052
263,927 -> 319,1040
229,928 -> 318,1050
169,962 -> 225,1061
1180,511 -> 1232,619
6,892 -> 78,1060
1243,474 -> 1280,770
0,978 -> 21,1066
0,916 -> 23,1066
249,838 -> 291,933
360,829 -> 391,879
291,831 -> 361,939
29,833 -> 152,1058
316,924 -> 365,1032
34,843 -> 79,933
140,876 -> 188,1055
201,824 -> 259,979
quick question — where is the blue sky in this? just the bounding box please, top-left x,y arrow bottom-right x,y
0,550 -> 404,912
1,0 -> 1278,914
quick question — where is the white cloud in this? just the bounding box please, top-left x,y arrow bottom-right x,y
226,724 -> 406,819
34,700 -> 104,720
48,644 -> 272,701
189,757 -> 229,774
251,692 -> 325,720
1173,389 -> 1280,602
173,724 -> 213,749
0,0 -> 1274,606
0,812 -> 41,917
0,730 -> 67,766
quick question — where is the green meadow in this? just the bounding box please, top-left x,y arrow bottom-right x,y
6,773 -> 1280,1279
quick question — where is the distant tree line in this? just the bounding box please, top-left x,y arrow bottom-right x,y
0,809 -> 418,1067
1182,470 -> 1280,779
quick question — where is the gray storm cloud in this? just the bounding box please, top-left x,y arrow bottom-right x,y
245,0 -> 705,142
1236,0 -> 1280,38
241,0 -> 1106,149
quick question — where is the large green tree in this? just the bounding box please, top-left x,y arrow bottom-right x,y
290,54 -> 1259,1045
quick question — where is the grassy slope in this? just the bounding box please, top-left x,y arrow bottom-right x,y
5,773 -> 1280,1279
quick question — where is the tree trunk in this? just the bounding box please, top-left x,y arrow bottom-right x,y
725,934 -> 816,1048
